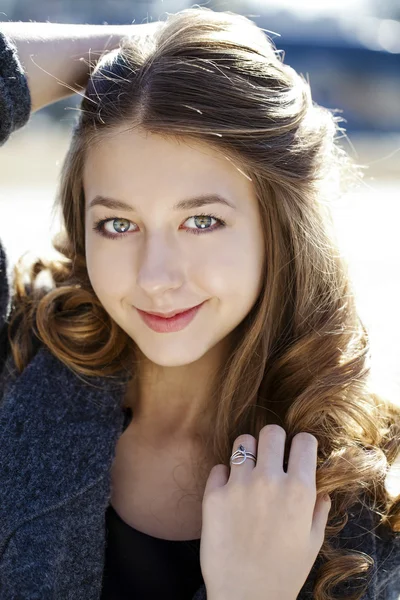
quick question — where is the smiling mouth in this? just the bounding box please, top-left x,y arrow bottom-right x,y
135,301 -> 207,333
138,302 -> 205,318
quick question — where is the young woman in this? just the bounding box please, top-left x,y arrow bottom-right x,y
0,8 -> 399,600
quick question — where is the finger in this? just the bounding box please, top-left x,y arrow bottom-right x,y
311,493 -> 331,544
203,464 -> 230,498
229,434 -> 257,482
255,425 -> 286,476
286,432 -> 318,486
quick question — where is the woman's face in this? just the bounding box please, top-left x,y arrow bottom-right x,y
83,126 -> 265,367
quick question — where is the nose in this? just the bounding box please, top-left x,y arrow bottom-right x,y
136,230 -> 184,295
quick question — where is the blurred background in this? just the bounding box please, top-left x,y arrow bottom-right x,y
0,0 -> 399,488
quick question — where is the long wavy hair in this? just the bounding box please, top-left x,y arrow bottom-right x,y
6,8 -> 400,599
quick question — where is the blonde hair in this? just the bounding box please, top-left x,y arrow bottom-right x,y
7,8 -> 399,599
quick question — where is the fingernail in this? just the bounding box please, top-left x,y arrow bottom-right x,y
323,493 -> 331,502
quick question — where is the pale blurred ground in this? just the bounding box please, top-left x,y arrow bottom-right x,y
0,115 -> 399,494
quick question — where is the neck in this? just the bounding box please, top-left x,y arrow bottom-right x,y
123,334 -> 235,442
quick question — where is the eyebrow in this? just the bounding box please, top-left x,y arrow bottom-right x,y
87,193 -> 236,212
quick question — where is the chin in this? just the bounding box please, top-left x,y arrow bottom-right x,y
131,337 -> 215,368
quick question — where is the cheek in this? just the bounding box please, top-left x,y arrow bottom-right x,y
205,232 -> 264,302
85,241 -> 134,301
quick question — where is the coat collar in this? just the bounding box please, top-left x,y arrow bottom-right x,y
0,346 -> 130,555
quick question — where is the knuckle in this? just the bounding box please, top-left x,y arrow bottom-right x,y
234,433 -> 256,447
287,476 -> 315,501
253,470 -> 281,493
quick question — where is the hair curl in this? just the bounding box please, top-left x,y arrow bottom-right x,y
7,8 -> 400,599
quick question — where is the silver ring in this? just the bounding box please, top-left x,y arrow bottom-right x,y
230,443 -> 257,465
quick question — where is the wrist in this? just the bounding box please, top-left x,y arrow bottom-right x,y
0,22 -> 159,112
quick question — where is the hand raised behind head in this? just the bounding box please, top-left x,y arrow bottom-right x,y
200,424 -> 331,600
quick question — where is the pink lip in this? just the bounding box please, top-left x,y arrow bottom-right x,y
136,301 -> 206,333
143,306 -> 198,318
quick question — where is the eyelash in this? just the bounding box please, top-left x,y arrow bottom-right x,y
92,213 -> 227,240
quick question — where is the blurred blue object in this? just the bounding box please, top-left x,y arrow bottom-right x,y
253,11 -> 400,133
275,41 -> 400,133
3,0 -> 399,133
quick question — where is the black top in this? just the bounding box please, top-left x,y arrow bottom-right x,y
101,503 -> 203,599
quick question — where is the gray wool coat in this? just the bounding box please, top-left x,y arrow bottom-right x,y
0,28 -> 399,599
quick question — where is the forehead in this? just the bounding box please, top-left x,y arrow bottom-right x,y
83,126 -> 254,205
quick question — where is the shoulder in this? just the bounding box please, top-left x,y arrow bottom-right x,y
301,498 -> 400,599
0,237 -> 12,389
339,499 -> 400,598
0,238 -> 43,397
371,510 -> 400,597
0,237 -> 10,323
